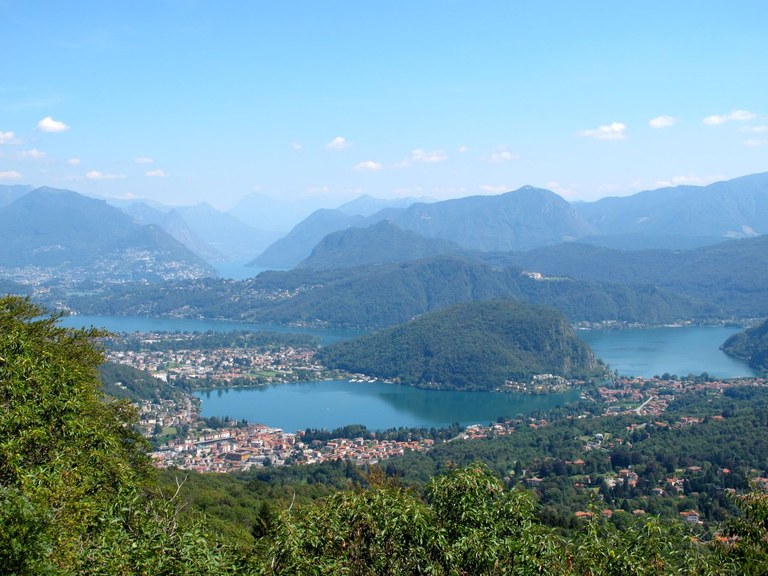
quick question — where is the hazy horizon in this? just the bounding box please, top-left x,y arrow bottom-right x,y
2,1 -> 766,210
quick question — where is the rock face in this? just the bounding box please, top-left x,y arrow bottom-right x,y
318,298 -> 601,390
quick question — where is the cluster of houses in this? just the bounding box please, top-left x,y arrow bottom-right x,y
150,424 -> 436,472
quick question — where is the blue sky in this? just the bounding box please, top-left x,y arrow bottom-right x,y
1,0 -> 766,209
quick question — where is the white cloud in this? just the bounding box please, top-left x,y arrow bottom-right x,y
145,168 -> 167,177
411,148 -> 447,163
37,116 -> 70,133
19,148 -> 46,159
545,181 -> 574,196
489,146 -> 519,162
353,160 -> 382,171
67,158 -> 81,166
0,170 -> 22,180
458,145 -> 469,153
739,125 -> 768,133
649,115 -> 677,129
325,136 -> 350,150
703,109 -> 757,125
579,122 -> 627,140
86,170 -> 126,180
746,139 -> 768,147
291,141 -> 303,151
0,131 -> 15,144
480,184 -> 509,194
135,156 -> 154,164
653,174 -> 722,188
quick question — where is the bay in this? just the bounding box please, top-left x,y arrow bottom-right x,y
195,381 -> 581,432
580,325 -> 756,378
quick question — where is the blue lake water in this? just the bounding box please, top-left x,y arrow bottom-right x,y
62,314 -> 757,430
195,381 -> 582,432
579,325 -> 756,379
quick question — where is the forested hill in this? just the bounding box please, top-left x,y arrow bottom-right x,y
317,299 -> 602,390
65,255 -> 703,328
722,318 -> 768,373
479,234 -> 768,318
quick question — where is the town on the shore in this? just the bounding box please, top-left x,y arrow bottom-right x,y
104,331 -> 767,480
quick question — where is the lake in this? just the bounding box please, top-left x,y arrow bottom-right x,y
62,314 -> 756,430
195,381 -> 582,432
63,315 -> 755,379
578,325 -> 756,379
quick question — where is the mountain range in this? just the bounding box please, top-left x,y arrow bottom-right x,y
0,187 -> 215,282
250,172 -> 768,269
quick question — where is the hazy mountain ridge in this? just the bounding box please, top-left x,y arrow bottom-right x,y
0,184 -> 33,207
0,187 -> 216,282
251,209 -> 369,269
121,200 -> 280,261
297,220 -> 465,270
381,186 -> 596,251
575,172 -> 768,242
317,299 -> 601,390
252,172 -> 768,269
122,201 -> 225,262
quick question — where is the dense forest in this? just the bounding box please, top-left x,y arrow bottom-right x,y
317,299 -> 602,389
59,255 -> 707,328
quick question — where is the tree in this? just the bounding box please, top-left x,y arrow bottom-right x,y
0,296 -> 245,574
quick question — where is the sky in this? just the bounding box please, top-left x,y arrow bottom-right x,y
1,0 -> 767,210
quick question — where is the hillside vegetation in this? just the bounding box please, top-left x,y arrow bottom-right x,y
318,299 -> 601,389
722,318 -> 768,372
8,295 -> 768,574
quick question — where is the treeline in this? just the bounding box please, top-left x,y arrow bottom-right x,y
104,329 -> 319,352
60,255 -> 706,329
99,360 -> 184,402
300,422 -> 466,443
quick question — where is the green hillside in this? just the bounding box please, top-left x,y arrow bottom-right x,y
722,318 -> 768,373
318,299 -> 602,390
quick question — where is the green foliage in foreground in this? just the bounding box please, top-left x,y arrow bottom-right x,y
0,296 -> 243,575
7,293 -> 768,575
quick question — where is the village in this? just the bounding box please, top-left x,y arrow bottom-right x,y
104,332 -> 767,485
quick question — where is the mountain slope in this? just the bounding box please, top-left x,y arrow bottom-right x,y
250,209 -> 368,269
385,186 -> 596,251
122,201 -> 225,262
482,234 -> 768,318
576,172 -> 768,244
254,185 -> 596,269
297,220 -> 464,270
0,184 -> 32,207
318,299 -> 601,390
722,319 -> 768,373
175,202 -> 281,259
0,187 -> 216,281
